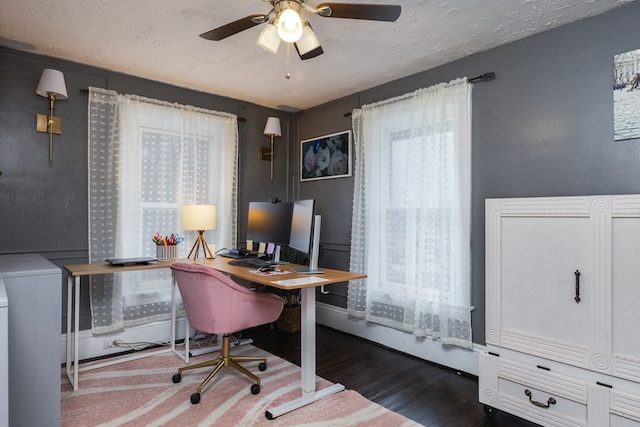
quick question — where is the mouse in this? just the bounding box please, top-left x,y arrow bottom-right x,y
259,265 -> 275,272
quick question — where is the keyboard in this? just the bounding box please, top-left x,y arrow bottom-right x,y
228,258 -> 273,268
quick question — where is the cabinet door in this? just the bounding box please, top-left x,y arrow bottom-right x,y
486,196 -> 609,370
611,196 -> 640,384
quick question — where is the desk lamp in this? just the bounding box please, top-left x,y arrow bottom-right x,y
182,204 -> 217,260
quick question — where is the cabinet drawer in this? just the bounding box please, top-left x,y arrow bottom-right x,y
611,389 -> 640,424
611,414 -> 640,427
498,378 -> 587,427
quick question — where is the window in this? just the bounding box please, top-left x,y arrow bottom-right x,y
88,88 -> 238,334
347,78 -> 472,348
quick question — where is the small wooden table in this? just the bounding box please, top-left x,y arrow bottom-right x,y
63,260 -> 185,391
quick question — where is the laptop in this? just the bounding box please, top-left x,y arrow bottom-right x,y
105,257 -> 158,266
219,249 -> 254,259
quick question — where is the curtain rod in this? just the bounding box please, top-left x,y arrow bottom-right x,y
343,72 -> 495,117
467,72 -> 496,83
79,88 -> 246,121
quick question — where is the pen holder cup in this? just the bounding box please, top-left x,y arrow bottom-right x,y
156,245 -> 177,260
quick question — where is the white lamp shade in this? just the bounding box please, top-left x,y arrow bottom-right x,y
181,204 -> 217,231
277,8 -> 303,43
296,24 -> 321,55
257,22 -> 281,54
263,117 -> 282,136
36,68 -> 68,99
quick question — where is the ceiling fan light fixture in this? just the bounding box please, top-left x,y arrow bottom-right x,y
277,8 -> 303,43
296,23 -> 320,55
257,21 -> 281,54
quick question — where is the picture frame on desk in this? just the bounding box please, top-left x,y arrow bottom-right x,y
300,130 -> 352,181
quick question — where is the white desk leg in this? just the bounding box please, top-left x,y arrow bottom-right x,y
170,276 -> 189,363
265,287 -> 345,420
301,286 -> 316,394
65,276 -> 80,391
65,275 -> 74,390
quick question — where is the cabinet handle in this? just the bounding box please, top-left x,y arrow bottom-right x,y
525,389 -> 556,408
574,270 -> 581,303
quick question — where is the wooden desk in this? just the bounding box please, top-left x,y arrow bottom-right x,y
64,260 -> 187,391
196,257 -> 366,419
65,257 -> 366,419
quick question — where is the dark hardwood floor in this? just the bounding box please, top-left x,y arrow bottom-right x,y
245,324 -> 541,427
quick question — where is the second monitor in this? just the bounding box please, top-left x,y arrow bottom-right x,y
289,199 -> 323,275
246,201 -> 293,246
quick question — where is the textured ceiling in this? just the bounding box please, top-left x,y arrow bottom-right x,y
0,0 -> 634,111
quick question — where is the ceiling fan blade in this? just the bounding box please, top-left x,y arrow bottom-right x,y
199,15 -> 266,41
295,44 -> 324,61
316,3 -> 401,22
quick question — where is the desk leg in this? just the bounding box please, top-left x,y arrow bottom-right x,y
265,287 -> 345,419
170,275 -> 189,363
65,276 -> 80,391
73,276 -> 80,391
65,276 -> 73,390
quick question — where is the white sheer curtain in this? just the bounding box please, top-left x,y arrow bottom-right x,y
347,78 -> 472,348
88,87 -> 238,334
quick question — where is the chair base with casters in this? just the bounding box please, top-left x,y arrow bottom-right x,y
172,334 -> 267,404
170,262 -> 284,405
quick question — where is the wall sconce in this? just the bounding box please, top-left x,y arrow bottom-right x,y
36,69 -> 68,162
181,204 -> 217,260
260,117 -> 282,181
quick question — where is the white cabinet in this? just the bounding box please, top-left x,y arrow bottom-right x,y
0,254 -> 61,427
480,195 -> 640,427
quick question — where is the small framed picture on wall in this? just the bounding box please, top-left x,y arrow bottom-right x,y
300,130 -> 352,181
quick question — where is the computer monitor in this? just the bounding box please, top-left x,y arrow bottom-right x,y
246,201 -> 293,245
289,199 -> 323,274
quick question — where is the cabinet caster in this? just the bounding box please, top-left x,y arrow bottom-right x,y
483,404 -> 498,417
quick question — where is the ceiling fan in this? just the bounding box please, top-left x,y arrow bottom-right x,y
199,1 -> 401,61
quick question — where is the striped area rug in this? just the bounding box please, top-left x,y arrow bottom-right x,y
61,344 -> 424,426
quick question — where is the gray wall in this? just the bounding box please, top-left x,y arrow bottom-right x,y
1,1 -> 639,345
295,1 -> 640,344
0,48 -> 292,331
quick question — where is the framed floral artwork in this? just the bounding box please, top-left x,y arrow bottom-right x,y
300,130 -> 352,181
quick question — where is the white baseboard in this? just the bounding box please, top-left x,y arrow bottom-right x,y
59,304 -> 483,376
316,302 -> 482,376
60,318 -> 189,364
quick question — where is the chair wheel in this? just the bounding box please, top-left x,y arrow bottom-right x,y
190,393 -> 201,404
172,373 -> 182,383
251,383 -> 260,395
258,362 -> 267,371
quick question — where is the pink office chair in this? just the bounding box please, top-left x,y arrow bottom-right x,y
170,262 -> 284,404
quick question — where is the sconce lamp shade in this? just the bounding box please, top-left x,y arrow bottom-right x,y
36,69 -> 68,99
257,21 -> 281,54
263,117 -> 282,136
181,204 -> 217,231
